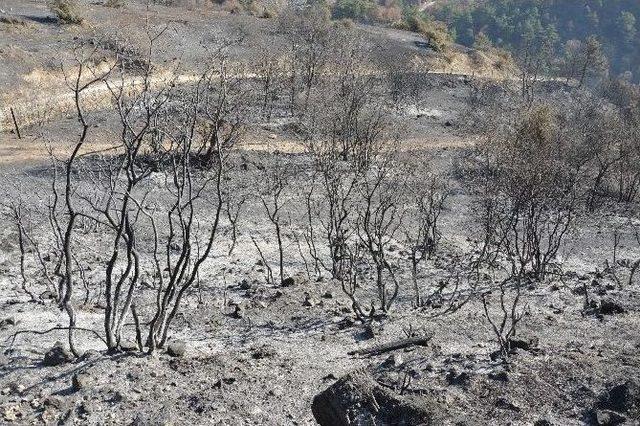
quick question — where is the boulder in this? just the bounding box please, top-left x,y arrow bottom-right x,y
43,342 -> 73,366
312,369 -> 446,426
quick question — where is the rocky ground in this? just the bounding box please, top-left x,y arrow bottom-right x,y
0,140 -> 639,425
0,1 -> 639,425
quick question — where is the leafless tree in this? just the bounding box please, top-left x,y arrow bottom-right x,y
258,156 -> 294,284
562,36 -> 608,88
277,4 -> 332,115
11,31 -> 244,355
479,274 -> 527,363
402,164 -> 448,306
477,106 -> 579,280
356,156 -> 406,313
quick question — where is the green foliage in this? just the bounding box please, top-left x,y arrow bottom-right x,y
48,0 -> 84,24
434,0 -> 640,81
405,12 -> 452,52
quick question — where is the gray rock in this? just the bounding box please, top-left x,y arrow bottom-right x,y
312,369 -> 447,426
40,290 -> 57,300
282,273 -> 309,287
239,279 -> 252,290
0,317 -> 16,329
488,368 -> 508,382
72,373 -> 90,392
43,342 -> 73,366
44,395 -> 67,409
508,334 -> 539,352
281,277 -> 295,287
495,397 -> 520,412
446,368 -> 470,387
167,341 -> 186,357
132,411 -> 173,426
381,353 -> 403,368
231,304 -> 244,319
303,293 -> 318,307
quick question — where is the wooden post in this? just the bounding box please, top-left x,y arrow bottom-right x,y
10,107 -> 21,139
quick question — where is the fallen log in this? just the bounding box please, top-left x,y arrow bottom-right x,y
348,334 -> 434,356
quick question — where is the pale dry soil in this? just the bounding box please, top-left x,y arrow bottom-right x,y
0,141 -> 639,425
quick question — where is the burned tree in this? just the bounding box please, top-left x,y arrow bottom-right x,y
477,106 -> 579,280
402,163 -> 448,307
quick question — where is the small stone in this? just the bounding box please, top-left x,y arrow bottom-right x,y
9,382 -> 25,394
43,342 -> 74,366
213,377 -> 236,388
384,353 -> 403,367
268,387 -> 283,398
495,397 -> 520,411
167,341 -> 186,357
44,395 -> 66,409
508,334 -> 539,352
72,373 -> 90,392
446,369 -> 470,387
0,317 -> 16,329
303,293 -> 318,307
40,290 -> 57,300
231,304 -> 244,319
488,368 -> 509,382
281,277 -> 296,287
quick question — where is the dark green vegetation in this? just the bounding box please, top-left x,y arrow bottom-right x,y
434,0 -> 640,81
